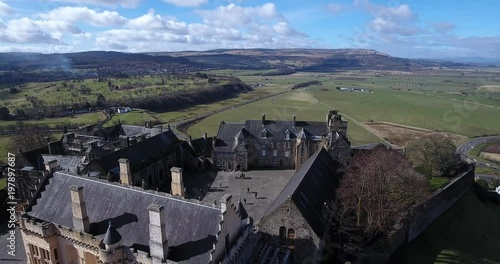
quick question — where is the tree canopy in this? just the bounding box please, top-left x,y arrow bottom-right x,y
406,133 -> 457,177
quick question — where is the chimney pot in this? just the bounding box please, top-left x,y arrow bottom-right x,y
292,114 -> 296,128
261,114 -> 266,127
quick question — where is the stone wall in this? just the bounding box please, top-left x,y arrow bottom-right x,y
383,164 -> 475,257
258,198 -> 322,263
406,165 -> 475,241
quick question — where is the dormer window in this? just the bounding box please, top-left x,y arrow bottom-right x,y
262,129 -> 268,138
285,130 -> 291,140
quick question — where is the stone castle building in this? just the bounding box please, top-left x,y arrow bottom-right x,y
213,110 -> 351,171
256,148 -> 342,263
19,171 -> 252,264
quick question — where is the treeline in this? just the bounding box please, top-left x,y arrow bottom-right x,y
248,67 -> 296,76
123,77 -> 251,111
291,80 -> 322,89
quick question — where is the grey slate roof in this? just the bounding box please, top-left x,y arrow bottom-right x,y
28,172 -> 221,263
41,155 -> 86,173
263,148 -> 342,238
121,125 -> 162,138
214,119 -> 329,152
92,130 -> 180,174
103,221 -> 122,245
20,140 -> 65,170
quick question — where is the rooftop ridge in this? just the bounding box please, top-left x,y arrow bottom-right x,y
55,172 -> 220,210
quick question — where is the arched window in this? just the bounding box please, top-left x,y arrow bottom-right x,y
287,228 -> 296,249
279,226 -> 286,245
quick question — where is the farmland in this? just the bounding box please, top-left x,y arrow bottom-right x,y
188,68 -> 500,146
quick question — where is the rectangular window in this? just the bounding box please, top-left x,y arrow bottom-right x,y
285,142 -> 290,149
285,133 -> 290,140
261,150 -> 266,157
285,151 -> 290,158
273,150 -> 278,157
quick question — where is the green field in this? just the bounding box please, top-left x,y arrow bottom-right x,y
188,70 -> 500,145
0,111 -> 106,128
187,90 -> 382,145
0,75 -> 229,111
390,187 -> 500,263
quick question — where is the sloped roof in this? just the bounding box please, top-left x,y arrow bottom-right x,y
213,122 -> 246,152
103,221 -> 122,245
92,130 -> 180,174
41,155 -> 85,174
263,148 -> 342,238
20,141 -> 65,170
27,172 -> 221,263
214,119 -> 329,152
120,125 -> 161,138
188,137 -> 213,156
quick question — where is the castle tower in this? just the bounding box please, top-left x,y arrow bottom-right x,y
295,128 -> 310,170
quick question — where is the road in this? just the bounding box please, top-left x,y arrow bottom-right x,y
456,135 -> 500,170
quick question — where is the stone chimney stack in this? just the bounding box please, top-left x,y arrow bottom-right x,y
70,186 -> 90,233
202,132 -> 207,140
261,114 -> 266,127
220,194 -> 232,214
170,167 -> 184,197
44,160 -> 58,172
148,204 -> 169,263
292,114 -> 296,128
119,158 -> 132,186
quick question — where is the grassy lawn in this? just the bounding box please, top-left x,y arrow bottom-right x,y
389,188 -> 500,264
475,167 -> 500,177
429,177 -> 450,191
0,112 -> 106,128
469,140 -> 500,166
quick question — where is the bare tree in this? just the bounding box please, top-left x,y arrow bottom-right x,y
330,147 -> 429,259
10,122 -> 52,152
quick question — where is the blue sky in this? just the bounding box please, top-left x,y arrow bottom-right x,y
0,0 -> 499,58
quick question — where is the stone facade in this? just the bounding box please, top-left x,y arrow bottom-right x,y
258,198 -> 323,263
213,110 -> 351,171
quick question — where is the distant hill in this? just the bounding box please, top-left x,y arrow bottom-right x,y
147,48 -> 472,71
0,51 -> 199,72
0,49 -> 479,85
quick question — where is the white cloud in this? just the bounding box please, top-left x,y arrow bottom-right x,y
196,3 -> 282,27
162,0 -> 207,7
50,0 -> 141,8
41,6 -> 127,27
0,1 -> 13,15
0,17 -> 81,44
127,11 -> 188,34
273,22 -> 306,37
